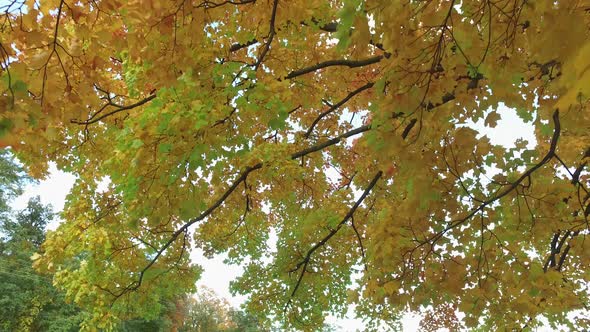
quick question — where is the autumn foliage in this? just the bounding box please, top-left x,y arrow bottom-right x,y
1,0 -> 590,330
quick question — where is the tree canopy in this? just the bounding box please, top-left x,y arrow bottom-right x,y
1,0 -> 590,330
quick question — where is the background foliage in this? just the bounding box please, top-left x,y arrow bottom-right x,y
0,152 -> 266,331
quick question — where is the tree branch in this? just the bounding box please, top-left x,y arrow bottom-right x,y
285,171 -> 382,309
285,55 -> 384,80
304,82 -> 374,138
114,124 -> 373,297
351,215 -> 368,272
40,0 -> 66,105
229,39 -> 258,53
253,0 -> 279,70
291,125 -> 370,159
70,94 -> 156,125
229,20 -> 340,53
424,109 -> 561,247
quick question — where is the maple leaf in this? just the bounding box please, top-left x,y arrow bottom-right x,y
1,0 -> 590,330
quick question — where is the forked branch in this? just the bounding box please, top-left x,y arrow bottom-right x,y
285,171 -> 382,309
424,109 -> 561,247
70,94 -> 156,125
111,124 -> 373,298
304,82 -> 374,138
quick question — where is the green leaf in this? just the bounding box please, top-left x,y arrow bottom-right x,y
511,74 -> 524,85
516,107 -> 534,122
540,122 -> 553,136
12,80 -> 27,92
179,200 -> 196,219
521,149 -> 538,161
336,0 -> 362,51
467,64 -> 479,79
158,143 -> 172,153
0,118 -> 13,137
268,117 -> 283,130
405,178 -> 414,195
131,139 -> 144,149
327,215 -> 340,229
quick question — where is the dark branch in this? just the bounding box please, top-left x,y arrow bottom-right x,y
285,56 -> 384,80
229,39 -> 258,53
71,94 -> 156,125
116,124 -> 373,297
291,125 -> 371,159
425,109 -> 561,246
286,171 -> 382,308
229,20 -> 340,53
304,82 -> 374,138
351,215 -> 368,272
196,0 -> 256,9
40,0 -> 66,104
426,92 -> 455,111
556,245 -> 571,271
401,118 -> 417,139
544,232 -> 560,271
253,0 -> 279,70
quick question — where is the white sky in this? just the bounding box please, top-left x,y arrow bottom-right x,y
9,106 -> 540,331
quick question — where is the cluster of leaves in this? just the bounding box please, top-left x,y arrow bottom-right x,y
1,0 -> 590,330
0,152 -> 173,331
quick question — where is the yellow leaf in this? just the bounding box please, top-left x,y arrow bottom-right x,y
484,111 -> 501,128
29,50 -> 50,68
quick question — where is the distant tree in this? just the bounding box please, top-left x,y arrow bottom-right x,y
0,150 -> 79,331
118,298 -> 181,332
178,287 -> 268,332
0,150 -> 26,213
226,308 -> 264,332
0,151 -> 186,331
118,315 -> 173,332
0,195 -> 83,332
